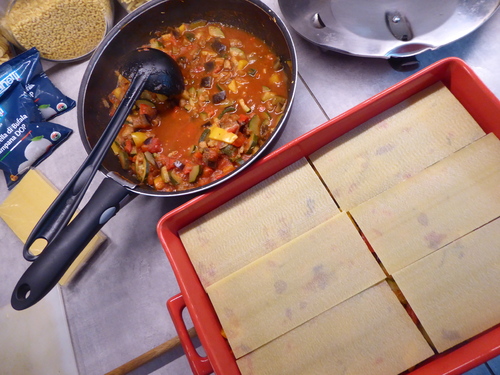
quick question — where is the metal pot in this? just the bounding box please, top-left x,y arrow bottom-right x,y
278,0 -> 500,70
11,0 -> 297,310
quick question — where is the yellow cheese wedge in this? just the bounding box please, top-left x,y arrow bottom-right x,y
309,82 -> 485,211
179,158 -> 340,288
0,169 -> 107,285
236,281 -> 434,375
350,133 -> 500,274
393,217 -> 500,353
206,212 -> 385,358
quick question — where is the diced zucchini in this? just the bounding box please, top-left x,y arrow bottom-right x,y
218,106 -> 236,119
199,128 -> 211,142
238,98 -> 251,113
188,86 -> 197,98
245,133 -> 259,154
188,165 -> 203,183
111,141 -> 121,155
220,144 -> 236,156
248,68 -> 257,77
135,99 -> 155,108
229,47 -> 246,59
169,170 -> 183,185
188,20 -> 207,30
185,32 -> 196,42
209,26 -> 225,38
144,151 -> 157,167
248,115 -> 261,135
160,166 -> 169,183
117,149 -> 130,169
273,96 -> 287,112
135,151 -> 149,183
261,90 -> 276,102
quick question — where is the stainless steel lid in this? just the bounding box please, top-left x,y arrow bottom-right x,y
278,0 -> 500,58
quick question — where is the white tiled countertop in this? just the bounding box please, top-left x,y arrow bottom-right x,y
1,0 -> 500,374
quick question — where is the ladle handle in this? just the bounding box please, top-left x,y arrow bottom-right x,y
23,73 -> 148,261
11,176 -> 133,311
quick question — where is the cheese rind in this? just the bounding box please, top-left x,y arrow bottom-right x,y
0,169 -> 107,285
236,282 -> 434,375
310,82 -> 485,211
207,212 -> 385,358
393,217 -> 500,352
350,133 -> 500,274
180,158 -> 340,288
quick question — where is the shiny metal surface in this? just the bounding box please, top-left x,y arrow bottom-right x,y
1,0 -> 500,374
278,0 -> 500,58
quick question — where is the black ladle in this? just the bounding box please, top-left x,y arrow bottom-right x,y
11,48 -> 184,310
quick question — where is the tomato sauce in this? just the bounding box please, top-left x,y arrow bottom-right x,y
107,21 -> 289,192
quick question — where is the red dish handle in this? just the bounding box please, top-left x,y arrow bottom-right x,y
167,294 -> 214,375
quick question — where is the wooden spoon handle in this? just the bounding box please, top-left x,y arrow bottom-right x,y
105,327 -> 197,375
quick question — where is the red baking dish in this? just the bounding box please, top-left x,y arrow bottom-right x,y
157,57 -> 500,375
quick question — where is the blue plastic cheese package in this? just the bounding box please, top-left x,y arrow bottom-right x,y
0,48 -> 76,120
0,82 -> 72,189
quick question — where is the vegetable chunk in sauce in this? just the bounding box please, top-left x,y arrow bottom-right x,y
107,21 -> 289,191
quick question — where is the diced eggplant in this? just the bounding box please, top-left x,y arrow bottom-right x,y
204,61 -> 215,72
174,160 -> 185,169
211,39 -> 227,55
212,90 -> 226,104
200,76 -> 213,88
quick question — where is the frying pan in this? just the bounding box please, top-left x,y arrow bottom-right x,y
11,0 -> 297,310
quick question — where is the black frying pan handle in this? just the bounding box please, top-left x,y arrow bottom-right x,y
11,176 -> 134,311
23,73 -> 148,261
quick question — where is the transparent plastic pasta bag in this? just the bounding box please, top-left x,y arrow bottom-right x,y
0,47 -> 76,120
0,82 -> 72,189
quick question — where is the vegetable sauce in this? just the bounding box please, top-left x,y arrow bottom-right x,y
107,21 -> 289,192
